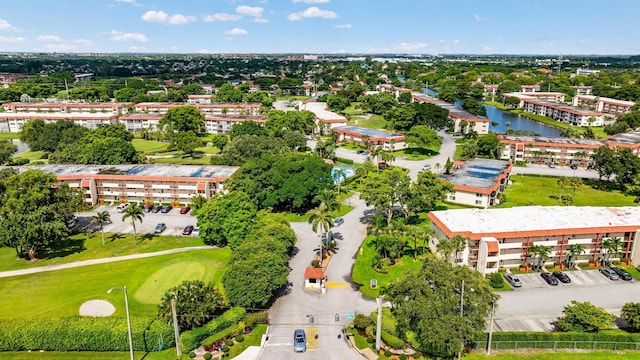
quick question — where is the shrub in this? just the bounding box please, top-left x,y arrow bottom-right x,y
399,354 -> 407,360
188,352 -> 196,359
222,345 -> 230,353
311,259 -> 321,268
381,330 -> 405,349
243,311 -> 269,327
204,353 -> 212,360
336,157 -> 354,164
235,334 -> 244,342
384,349 -> 392,357
226,340 -> 234,346
353,314 -> 372,330
489,272 -> 505,289
367,337 -> 375,343
180,307 -> 246,352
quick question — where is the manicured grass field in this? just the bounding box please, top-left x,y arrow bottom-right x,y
0,249 -> 231,319
226,324 -> 268,358
497,174 -> 636,208
349,114 -> 387,129
12,150 -> 45,161
0,132 -> 19,139
0,231 -> 205,272
393,147 -> 438,161
0,349 -> 187,360
131,139 -> 169,153
352,235 -> 429,298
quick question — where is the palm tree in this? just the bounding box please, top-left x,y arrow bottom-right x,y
333,167 -> 348,196
557,177 -> 569,201
450,235 -> 467,265
436,237 -> 454,263
308,204 -> 334,263
314,189 -> 339,212
367,215 -> 387,252
602,237 -> 623,265
529,244 -> 551,271
434,162 -> 441,174
121,203 -> 145,244
91,210 -> 111,246
380,150 -> 396,166
568,177 -> 583,195
566,243 -> 585,269
407,226 -> 429,260
371,146 -> 383,164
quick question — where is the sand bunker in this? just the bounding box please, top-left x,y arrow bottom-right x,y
79,300 -> 115,316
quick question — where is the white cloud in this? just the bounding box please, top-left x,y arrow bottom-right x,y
203,13 -> 242,22
141,10 -> 196,25
333,23 -> 351,29
73,39 -> 94,46
225,28 -> 248,35
37,35 -> 63,42
0,19 -> 18,32
474,14 -> 484,21
393,41 -> 428,52
253,18 -> 270,23
110,30 -> 149,42
293,0 -> 330,3
115,0 -> 141,5
287,6 -> 337,21
482,46 -> 492,52
0,36 -> 25,43
236,6 -> 263,17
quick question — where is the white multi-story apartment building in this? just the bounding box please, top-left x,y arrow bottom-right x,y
572,95 -> 635,117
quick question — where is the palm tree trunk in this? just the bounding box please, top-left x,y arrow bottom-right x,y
101,226 -> 105,246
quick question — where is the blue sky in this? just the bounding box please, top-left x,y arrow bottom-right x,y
1,0 -> 638,55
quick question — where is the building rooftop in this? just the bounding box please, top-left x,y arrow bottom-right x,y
498,135 -> 605,147
412,94 -> 488,121
606,130 -> 640,146
336,125 -> 404,140
430,206 -> 640,238
20,164 -> 239,179
445,159 -> 511,191
575,95 -> 635,106
303,101 -> 348,121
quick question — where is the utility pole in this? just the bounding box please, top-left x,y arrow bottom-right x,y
375,297 -> 382,352
171,299 -> 182,356
487,301 -> 495,355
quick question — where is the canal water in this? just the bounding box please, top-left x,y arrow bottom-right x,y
420,88 -> 561,137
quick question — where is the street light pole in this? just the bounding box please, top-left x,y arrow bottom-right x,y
487,300 -> 495,355
109,286 -> 134,360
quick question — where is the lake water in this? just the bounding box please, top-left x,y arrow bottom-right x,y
420,88 -> 562,136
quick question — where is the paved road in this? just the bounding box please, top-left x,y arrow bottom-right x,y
495,269 -> 640,332
82,205 -> 198,236
260,194 -> 377,360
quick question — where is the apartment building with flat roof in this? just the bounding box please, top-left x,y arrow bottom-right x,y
118,113 -> 266,134
428,206 -> 640,275
0,112 -> 119,132
412,94 -> 489,135
300,100 -> 348,132
572,95 -> 635,117
18,164 -> 239,206
443,159 -> 512,209
376,84 -> 413,99
334,125 -> 406,151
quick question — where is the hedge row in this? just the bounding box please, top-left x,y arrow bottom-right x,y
180,307 -> 246,352
0,317 -> 173,352
336,157 -> 354,165
477,331 -> 640,350
381,330 -> 405,349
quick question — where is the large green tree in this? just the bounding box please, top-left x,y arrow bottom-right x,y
359,168 -> 411,226
384,257 -> 498,358
405,125 -> 441,149
159,106 -> 205,134
157,280 -> 224,332
196,191 -> 257,249
621,302 -> 640,332
0,140 -> 17,164
556,300 -> 616,332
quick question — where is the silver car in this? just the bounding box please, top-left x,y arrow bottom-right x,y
293,329 -> 306,353
503,274 -> 522,288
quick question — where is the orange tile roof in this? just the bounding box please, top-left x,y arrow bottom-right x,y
304,267 -> 324,279
487,241 -> 499,253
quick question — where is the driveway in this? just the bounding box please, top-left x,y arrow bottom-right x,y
260,194 -> 377,360
495,269 -> 639,332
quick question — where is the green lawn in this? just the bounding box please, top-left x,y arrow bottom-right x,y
153,156 -> 213,165
227,324 -> 268,358
497,175 -> 637,207
393,147 -> 438,161
0,132 -> 19,139
510,110 -> 608,139
352,235 -> 429,298
0,230 -> 206,272
12,150 -> 45,161
131,139 -> 169,153
349,114 -> 387,129
0,349 -> 190,360
0,248 -> 230,320
466,351 -> 640,360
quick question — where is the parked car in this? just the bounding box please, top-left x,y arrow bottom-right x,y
180,206 -> 191,215
611,267 -> 632,281
160,205 -> 173,214
182,225 -> 194,235
293,329 -> 306,353
570,164 -> 578,170
154,223 -> 166,234
421,163 -> 432,171
552,271 -> 571,283
541,272 -> 559,286
143,204 -> 154,213
116,203 -> 130,212
356,150 -> 368,155
151,205 -> 162,213
599,267 -> 620,280
333,217 -> 344,227
548,163 -> 556,168
503,274 -> 522,288
65,214 -> 78,229
191,228 -> 200,237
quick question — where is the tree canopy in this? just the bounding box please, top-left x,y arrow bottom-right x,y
157,280 -> 224,332
197,191 -> 258,249
556,300 -> 616,333
159,106 -> 205,134
384,257 -> 497,358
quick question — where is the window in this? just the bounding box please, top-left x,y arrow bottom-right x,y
475,200 -> 482,205
449,195 -> 456,201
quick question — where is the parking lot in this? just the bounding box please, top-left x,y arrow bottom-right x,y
74,204 -> 198,237
495,268 -> 640,332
